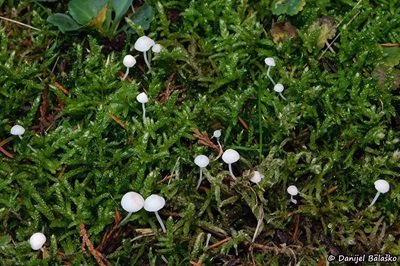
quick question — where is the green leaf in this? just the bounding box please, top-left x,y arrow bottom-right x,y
131,3 -> 154,30
272,0 -> 306,16
112,0 -> 133,20
47,13 -> 81,33
382,46 -> 400,67
68,0 -> 108,25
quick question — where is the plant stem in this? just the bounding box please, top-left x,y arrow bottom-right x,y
155,211 -> 166,232
120,212 -> 132,224
143,51 -> 151,70
258,85 -> 262,163
290,195 -> 297,204
142,103 -> 146,123
266,66 -> 276,85
122,68 -> 129,80
228,164 -> 236,180
196,168 -> 203,190
369,192 -> 380,207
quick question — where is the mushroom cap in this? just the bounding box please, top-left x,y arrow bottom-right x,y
123,55 -> 136,68
121,192 -> 144,213
29,232 -> 46,250
287,185 -> 298,196
136,92 -> 148,104
250,170 -> 264,184
222,149 -> 240,164
144,194 -> 165,212
10,125 -> 25,136
134,36 -> 155,52
374,179 -> 390,193
274,83 -> 284,93
194,155 -> 209,168
264,57 -> 276,67
152,44 -> 162,53
213,130 -> 221,138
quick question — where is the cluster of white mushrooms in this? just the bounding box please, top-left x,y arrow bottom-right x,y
20,52 -> 392,254
122,35 -> 162,80
121,192 -> 166,232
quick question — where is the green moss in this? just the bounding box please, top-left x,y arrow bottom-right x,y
1,0 -> 400,265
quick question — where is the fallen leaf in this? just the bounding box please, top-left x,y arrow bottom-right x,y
308,16 -> 337,48
271,21 -> 298,44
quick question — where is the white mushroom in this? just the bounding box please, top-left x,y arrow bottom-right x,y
222,149 -> 240,179
136,92 -> 149,123
10,125 -> 25,139
274,83 -> 286,100
370,179 -> 390,207
120,191 -> 144,224
194,155 -> 210,189
250,170 -> 264,184
122,55 -> 136,80
152,43 -> 162,53
29,232 -> 46,251
144,194 -> 166,232
264,57 -> 276,85
287,185 -> 298,204
134,36 -> 155,69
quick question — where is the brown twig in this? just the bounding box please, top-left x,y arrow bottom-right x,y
80,224 -> 107,266
238,117 -> 249,130
0,146 -> 13,158
322,186 -> 337,196
107,113 -> 127,129
380,43 -> 400,47
54,82 -> 70,95
292,214 -> 300,241
192,129 -> 223,159
157,173 -> 176,184
56,166 -> 67,181
207,237 -> 232,250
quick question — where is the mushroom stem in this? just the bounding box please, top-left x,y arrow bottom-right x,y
228,164 -> 236,180
279,92 -> 287,101
120,212 -> 133,224
122,67 -> 130,80
266,66 -> 276,85
205,233 -> 212,249
216,139 -> 222,151
142,103 -> 146,123
196,168 -> 203,190
369,192 -> 381,207
154,211 -> 166,232
143,51 -> 151,70
290,195 -> 297,204
27,144 -> 37,153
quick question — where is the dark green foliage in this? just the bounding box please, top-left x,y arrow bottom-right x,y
1,0 -> 400,265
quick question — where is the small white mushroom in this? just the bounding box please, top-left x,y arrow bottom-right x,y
10,125 -> 25,139
122,55 -> 136,80
194,155 -> 210,189
144,194 -> 166,232
222,149 -> 240,179
274,83 -> 286,100
152,43 -> 162,53
287,185 -> 298,204
134,36 -> 155,69
250,170 -> 264,184
136,92 -> 149,123
120,191 -> 144,224
264,57 -> 276,85
212,129 -> 222,150
29,232 -> 46,251
370,179 -> 390,207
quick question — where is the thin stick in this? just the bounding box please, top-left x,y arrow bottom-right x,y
369,192 -> 380,207
228,164 -> 236,180
155,211 -> 166,232
196,168 -> 203,190
207,237 -> 232,250
143,51 -> 151,70
0,15 -> 41,31
142,103 -> 146,123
